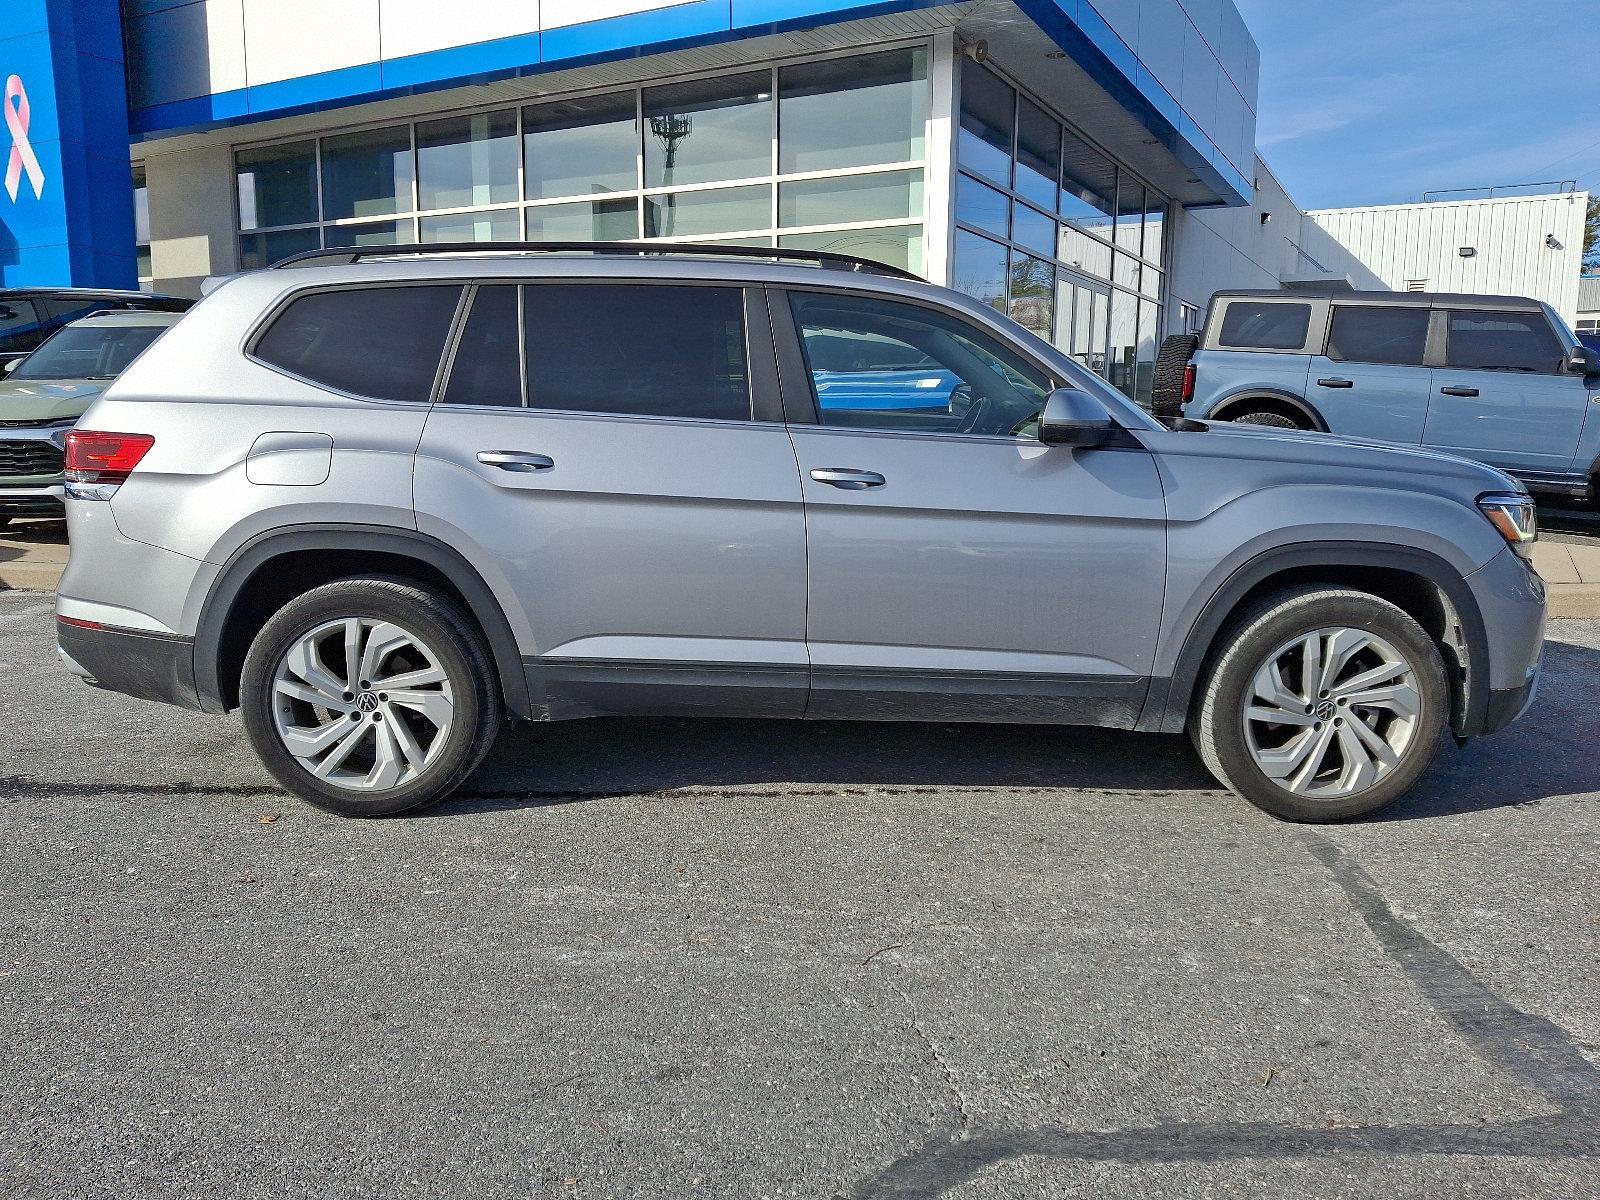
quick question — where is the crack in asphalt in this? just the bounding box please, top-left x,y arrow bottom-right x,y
846,832 -> 1600,1198
893,985 -> 974,1140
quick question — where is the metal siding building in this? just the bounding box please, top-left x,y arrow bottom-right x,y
1304,191 -> 1589,323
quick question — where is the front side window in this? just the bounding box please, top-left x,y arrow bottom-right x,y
1444,310 -> 1564,373
523,285 -> 750,421
1217,301 -> 1311,351
254,286 -> 463,402
12,324 -> 167,380
1326,305 -> 1429,366
788,291 -> 1052,437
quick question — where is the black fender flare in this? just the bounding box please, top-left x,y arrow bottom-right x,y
192,524 -> 533,720
1142,541 -> 1491,738
1203,387 -> 1329,431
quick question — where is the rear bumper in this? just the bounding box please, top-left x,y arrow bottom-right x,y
56,618 -> 205,711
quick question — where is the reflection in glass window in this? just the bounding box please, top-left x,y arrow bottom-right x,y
643,73 -> 771,189
1142,197 -> 1166,267
646,185 -> 770,238
442,285 -> 521,407
417,110 -> 518,210
421,209 -> 521,242
1058,227 -> 1112,279
953,230 -> 1008,313
321,127 -> 415,221
1107,288 -> 1137,399
1115,179 -> 1144,254
526,198 -> 639,241
1135,300 -> 1159,407
238,226 -> 320,271
236,141 -> 318,230
780,170 -> 922,228
957,64 -> 1014,185
1114,253 -> 1140,292
956,173 -> 1008,239
524,285 -> 750,421
1012,202 -> 1055,258
1060,127 -> 1115,236
780,226 -> 922,275
1009,253 -> 1054,339
134,163 -> 152,279
1015,96 -> 1059,212
322,220 -> 415,249
779,48 -> 926,173
524,93 -> 638,200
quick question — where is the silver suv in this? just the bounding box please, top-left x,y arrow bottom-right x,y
55,244 -> 1547,822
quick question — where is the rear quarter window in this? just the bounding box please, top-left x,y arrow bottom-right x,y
1216,301 -> 1311,351
253,285 -> 463,402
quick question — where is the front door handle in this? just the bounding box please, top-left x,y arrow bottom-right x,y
1316,377 -> 1354,389
810,468 -> 886,490
1439,385 -> 1480,397
477,450 -> 555,473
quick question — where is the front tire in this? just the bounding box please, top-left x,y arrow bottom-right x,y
1191,587 -> 1449,822
240,577 -> 503,817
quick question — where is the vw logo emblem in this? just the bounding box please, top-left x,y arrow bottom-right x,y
357,692 -> 380,713
1315,700 -> 1336,721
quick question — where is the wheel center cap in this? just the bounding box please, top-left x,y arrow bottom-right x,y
356,692 -> 380,713
1315,700 -> 1336,721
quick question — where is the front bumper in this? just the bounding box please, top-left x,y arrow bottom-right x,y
0,482 -> 66,516
56,618 -> 205,711
1458,546 -> 1546,739
0,423 -> 70,514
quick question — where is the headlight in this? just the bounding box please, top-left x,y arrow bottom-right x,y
1478,492 -> 1537,555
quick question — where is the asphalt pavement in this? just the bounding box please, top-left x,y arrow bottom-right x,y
2,590 -> 1598,1198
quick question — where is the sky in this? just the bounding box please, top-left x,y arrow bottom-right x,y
1233,0 -> 1598,211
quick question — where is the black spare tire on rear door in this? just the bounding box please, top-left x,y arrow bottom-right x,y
1150,332 -> 1199,419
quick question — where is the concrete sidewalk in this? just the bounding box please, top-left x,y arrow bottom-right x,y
3,518 -> 1599,617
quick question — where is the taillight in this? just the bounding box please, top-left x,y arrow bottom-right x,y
1181,363 -> 1196,403
64,430 -> 154,499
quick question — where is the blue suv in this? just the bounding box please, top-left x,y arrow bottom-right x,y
1152,291 -> 1600,502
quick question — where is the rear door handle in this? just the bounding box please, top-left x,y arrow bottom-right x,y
1316,377 -> 1354,389
477,450 -> 554,473
1439,385 -> 1480,397
810,468 -> 886,490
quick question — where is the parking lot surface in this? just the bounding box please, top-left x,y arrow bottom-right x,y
2,590 -> 1598,1198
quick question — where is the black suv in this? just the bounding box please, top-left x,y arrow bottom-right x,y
0,288 -> 191,366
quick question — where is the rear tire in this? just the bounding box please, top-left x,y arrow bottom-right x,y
1150,333 -> 1200,418
1231,410 -> 1305,430
240,577 -> 503,817
1191,587 -> 1449,822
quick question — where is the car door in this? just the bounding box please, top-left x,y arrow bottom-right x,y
1424,307 -> 1590,473
773,287 -> 1167,725
1303,303 -> 1432,442
414,279 -> 808,719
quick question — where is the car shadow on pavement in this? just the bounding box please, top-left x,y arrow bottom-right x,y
438,629 -> 1599,822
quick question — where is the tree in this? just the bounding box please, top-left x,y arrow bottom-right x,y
1586,196 -> 1600,271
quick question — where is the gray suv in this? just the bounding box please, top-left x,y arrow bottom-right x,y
55,244 -> 1547,822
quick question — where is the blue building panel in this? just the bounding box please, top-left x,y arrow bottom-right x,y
0,1 -> 137,287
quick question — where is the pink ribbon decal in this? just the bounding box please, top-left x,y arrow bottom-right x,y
5,75 -> 45,202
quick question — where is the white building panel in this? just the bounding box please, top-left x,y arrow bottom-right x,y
241,0 -> 382,87
1306,192 -> 1588,323
379,0 -> 541,60
542,0 -> 696,31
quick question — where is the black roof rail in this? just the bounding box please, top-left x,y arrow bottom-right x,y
267,240 -> 921,282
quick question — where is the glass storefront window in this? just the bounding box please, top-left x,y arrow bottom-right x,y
780,225 -> 922,274
956,173 -> 1008,239
1114,253 -> 1140,292
643,73 -> 771,189
1114,179 -> 1145,255
1135,300 -> 1160,407
238,226 -> 320,271
953,230 -> 1008,313
417,110 -> 518,211
957,65 -> 1014,186
1014,97 -> 1059,213
1058,226 -> 1111,279
645,185 -> 770,238
133,164 -> 151,280
321,127 -> 414,221
236,141 -> 318,230
526,198 -> 639,241
780,170 -> 921,228
1059,128 -> 1115,238
1008,253 -> 1054,339
524,93 -> 638,201
1107,288 -> 1137,400
421,209 -> 521,242
779,48 -> 926,173
323,220 -> 415,249
1012,202 -> 1055,259
1143,203 -> 1166,268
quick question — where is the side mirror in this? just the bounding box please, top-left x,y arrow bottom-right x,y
1038,388 -> 1115,447
1564,346 -> 1598,376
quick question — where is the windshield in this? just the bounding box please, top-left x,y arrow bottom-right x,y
12,324 -> 167,381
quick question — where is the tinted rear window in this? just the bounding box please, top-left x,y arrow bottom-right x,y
522,284 -> 749,421
0,298 -> 45,354
1217,301 -> 1311,350
1444,310 -> 1563,373
255,285 -> 463,402
1325,305 -> 1429,366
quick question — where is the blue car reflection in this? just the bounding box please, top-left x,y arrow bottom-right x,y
812,367 -> 963,410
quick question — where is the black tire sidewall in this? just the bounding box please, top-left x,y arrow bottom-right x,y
1232,411 -> 1302,429
1202,592 -> 1449,822
1150,333 -> 1200,417
240,579 -> 499,817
